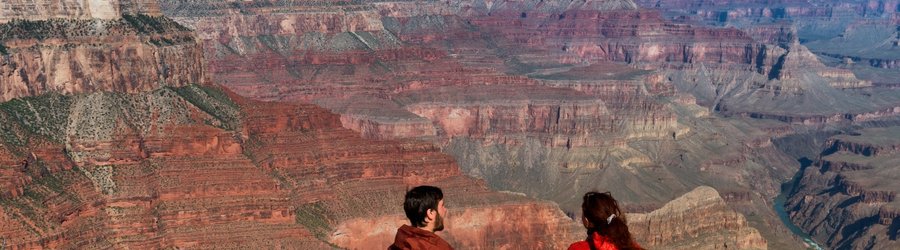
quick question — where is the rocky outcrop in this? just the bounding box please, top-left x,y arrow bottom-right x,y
338,114 -> 438,140
0,0 -> 162,22
821,128 -> 900,156
0,14 -> 204,103
402,85 -> 611,142
785,127 -> 900,249
629,186 -> 767,249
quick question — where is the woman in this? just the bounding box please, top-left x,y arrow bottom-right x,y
567,192 -> 643,250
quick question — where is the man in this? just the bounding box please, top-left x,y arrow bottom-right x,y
389,185 -> 453,250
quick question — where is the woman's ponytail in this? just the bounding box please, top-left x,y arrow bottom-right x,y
582,192 -> 642,250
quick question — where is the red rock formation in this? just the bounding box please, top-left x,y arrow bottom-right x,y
0,15 -> 204,103
0,147 -> 30,198
0,0 -> 162,22
0,84 -> 585,248
629,186 -> 768,249
159,2 -> 810,249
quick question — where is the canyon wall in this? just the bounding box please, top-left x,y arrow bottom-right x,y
0,0 -> 162,22
6,0 -> 897,248
0,85 -> 585,249
0,7 -> 204,102
785,127 -> 900,249
0,0 -> 869,248
157,1 -> 822,248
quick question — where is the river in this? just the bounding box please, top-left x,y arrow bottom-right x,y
773,157 -> 824,250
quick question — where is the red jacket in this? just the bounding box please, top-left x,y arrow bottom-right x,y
567,232 -> 639,250
388,225 -> 453,250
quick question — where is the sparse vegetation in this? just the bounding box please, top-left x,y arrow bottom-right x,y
171,84 -> 241,130
122,14 -> 191,34
0,15 -> 193,48
295,202 -> 340,247
0,115 -> 26,148
0,94 -> 72,143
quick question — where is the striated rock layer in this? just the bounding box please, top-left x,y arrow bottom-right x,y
0,85 -> 583,249
629,186 -> 767,250
785,127 -> 900,249
0,11 -> 204,103
0,0 -> 162,22
628,0 -> 900,120
157,1 -> 828,248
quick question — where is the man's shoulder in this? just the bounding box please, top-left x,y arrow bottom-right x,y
389,238 -> 453,250
390,226 -> 453,250
432,235 -> 453,250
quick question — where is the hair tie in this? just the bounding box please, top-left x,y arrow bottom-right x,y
606,214 -> 616,224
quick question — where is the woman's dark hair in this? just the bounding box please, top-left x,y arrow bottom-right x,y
582,191 -> 641,250
404,186 -> 443,227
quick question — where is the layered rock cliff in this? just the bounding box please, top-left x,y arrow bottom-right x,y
7,0 -> 891,249
785,127 -> 900,249
0,13 -> 204,102
629,186 -> 767,250
176,0 -> 900,124
0,0 -> 162,22
0,85 -> 583,249
157,1 -> 816,248
632,0 -> 900,121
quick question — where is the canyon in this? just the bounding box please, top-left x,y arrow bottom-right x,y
0,85 -> 585,249
1,0 -> 899,249
785,127 -> 900,249
159,0 -> 813,248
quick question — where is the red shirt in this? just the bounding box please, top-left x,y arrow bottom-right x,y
567,232 -> 631,250
388,225 -> 453,250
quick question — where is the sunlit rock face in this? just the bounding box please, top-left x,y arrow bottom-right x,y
0,0 -> 203,103
0,0 -> 162,22
629,186 -> 768,250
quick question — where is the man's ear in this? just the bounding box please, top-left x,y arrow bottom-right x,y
426,208 -> 437,222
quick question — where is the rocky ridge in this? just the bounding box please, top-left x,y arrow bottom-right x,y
785,127 -> 900,249
630,186 -> 767,250
0,0 -> 162,22
0,6 -> 204,103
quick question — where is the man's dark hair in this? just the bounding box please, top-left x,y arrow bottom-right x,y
403,186 -> 443,227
